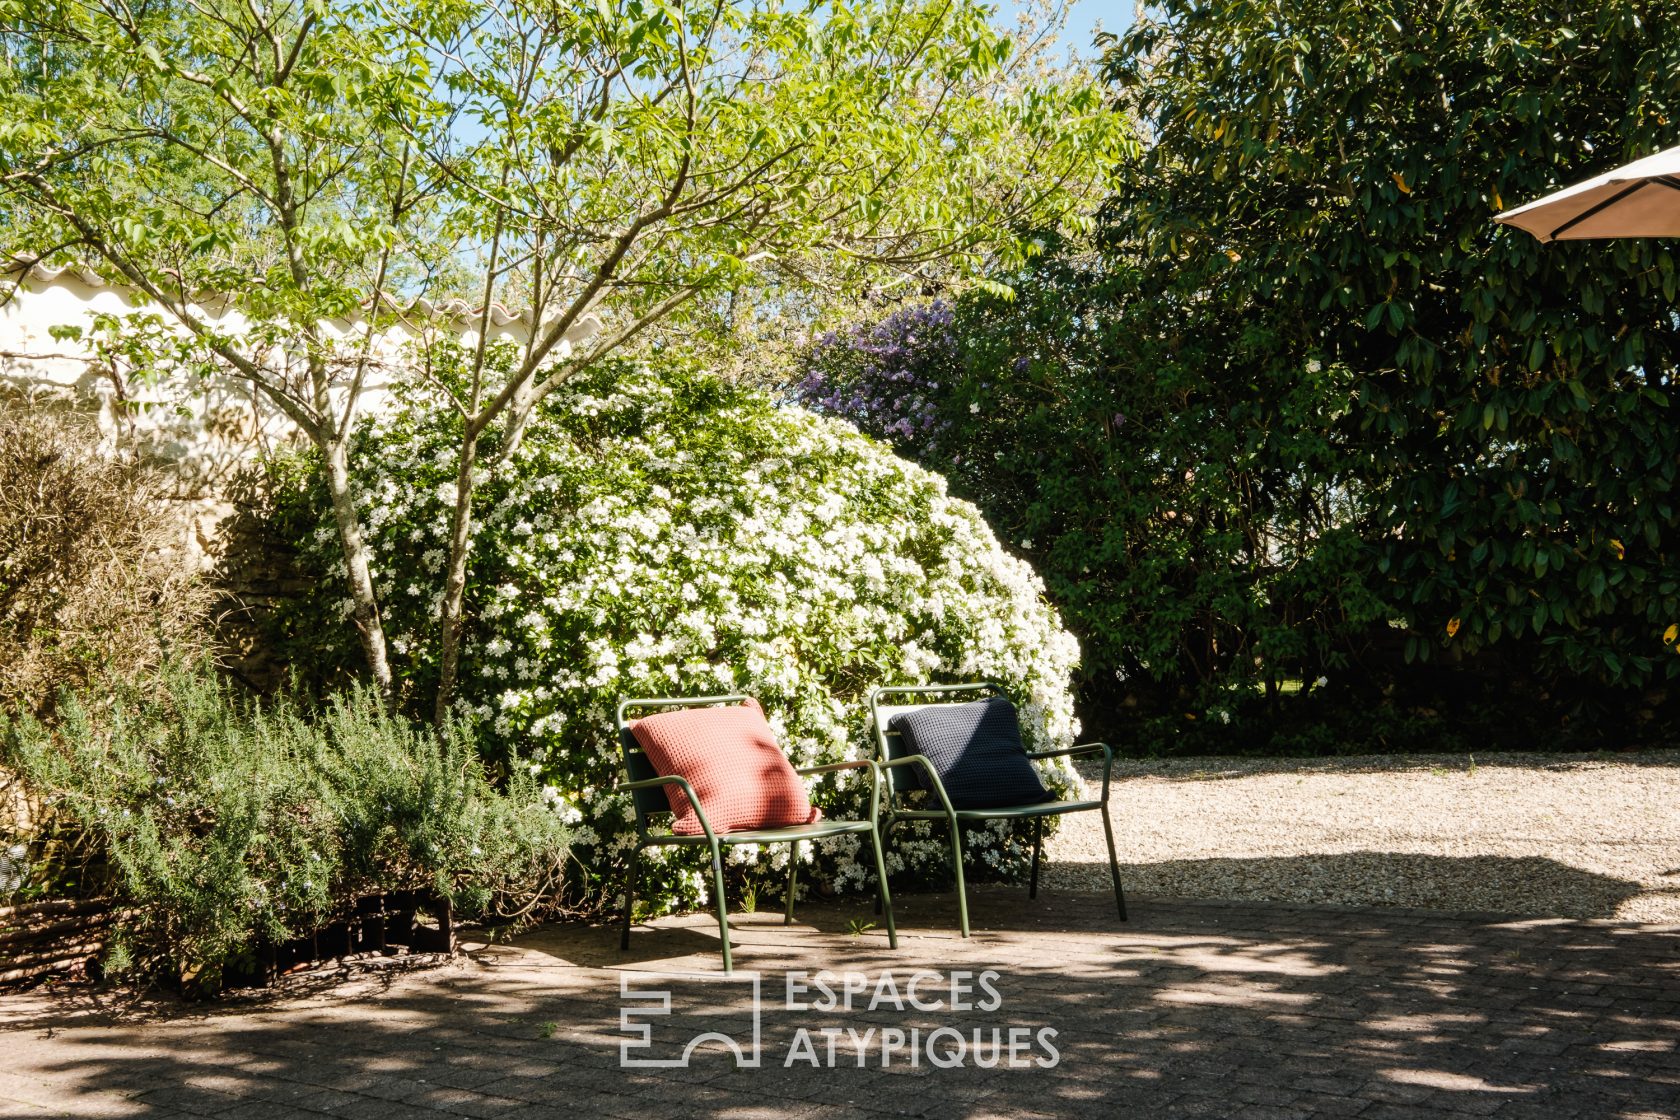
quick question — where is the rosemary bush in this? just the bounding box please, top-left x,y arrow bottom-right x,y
2,663 -> 571,990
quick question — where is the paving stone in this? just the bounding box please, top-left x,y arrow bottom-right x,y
131,1085 -> 243,1117
306,1098 -> 424,1120
211,1103 -> 335,1120
3,892 -> 1678,1119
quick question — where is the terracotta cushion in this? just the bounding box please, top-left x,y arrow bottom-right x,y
630,698 -> 822,835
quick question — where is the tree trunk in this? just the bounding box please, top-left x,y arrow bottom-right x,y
323,443 -> 394,694
434,429 -> 479,726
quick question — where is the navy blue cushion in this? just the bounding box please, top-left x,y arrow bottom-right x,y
887,697 -> 1052,810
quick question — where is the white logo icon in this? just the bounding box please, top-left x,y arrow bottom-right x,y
619,971 -> 763,1068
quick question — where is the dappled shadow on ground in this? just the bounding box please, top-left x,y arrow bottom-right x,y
2,887 -> 1678,1119
1045,851 -> 1665,920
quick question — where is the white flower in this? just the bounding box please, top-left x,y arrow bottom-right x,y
331,360 -> 1082,915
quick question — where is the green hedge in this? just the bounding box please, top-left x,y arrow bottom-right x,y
1106,0 -> 1680,691
794,0 -> 1680,753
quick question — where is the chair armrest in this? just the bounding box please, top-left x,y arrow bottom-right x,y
795,759 -> 879,777
1025,742 -> 1112,762
878,754 -> 958,816
616,774 -> 720,844
796,759 -> 884,819
1026,742 -> 1114,801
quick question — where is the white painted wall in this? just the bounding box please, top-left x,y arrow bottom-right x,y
0,262 -> 568,490
0,261 -> 597,563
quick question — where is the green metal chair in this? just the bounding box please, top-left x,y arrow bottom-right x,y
868,682 -> 1127,937
615,694 -> 898,973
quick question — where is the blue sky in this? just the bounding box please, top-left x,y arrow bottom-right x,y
1033,0 -> 1134,54
1065,0 -> 1133,40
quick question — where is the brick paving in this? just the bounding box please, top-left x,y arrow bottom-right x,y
1,889 -> 1677,1119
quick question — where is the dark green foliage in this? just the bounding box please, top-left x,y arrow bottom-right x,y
798,259 -> 1393,747
1107,0 -> 1680,687
801,0 -> 1680,752
2,664 -> 571,989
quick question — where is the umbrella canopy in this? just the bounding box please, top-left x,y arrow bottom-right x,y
1495,145 -> 1680,242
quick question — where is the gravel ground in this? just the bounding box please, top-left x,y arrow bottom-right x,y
1046,750 -> 1680,922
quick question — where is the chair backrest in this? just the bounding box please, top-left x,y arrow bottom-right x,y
867,682 -> 1007,794
614,694 -> 752,829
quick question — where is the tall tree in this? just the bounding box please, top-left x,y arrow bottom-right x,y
0,0 -> 441,691
805,0 -> 1680,746
1103,0 -> 1680,695
387,0 -> 1125,720
0,0 -> 1123,716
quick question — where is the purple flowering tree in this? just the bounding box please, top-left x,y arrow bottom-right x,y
792,301 -> 962,451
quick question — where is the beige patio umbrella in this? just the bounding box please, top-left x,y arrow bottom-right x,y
1496,146 -> 1680,653
1495,144 -> 1680,242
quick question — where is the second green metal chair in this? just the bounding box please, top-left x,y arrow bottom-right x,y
868,682 -> 1127,937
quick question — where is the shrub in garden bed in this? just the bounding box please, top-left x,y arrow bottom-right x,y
0,410 -> 212,718
791,275 -> 1680,756
1,409 -> 217,906
1,663 -> 570,992
272,359 -> 1084,915
791,279 -> 1394,752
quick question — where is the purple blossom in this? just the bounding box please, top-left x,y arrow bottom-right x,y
791,301 -> 960,448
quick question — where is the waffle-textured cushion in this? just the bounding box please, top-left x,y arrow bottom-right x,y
630,699 -> 822,835
888,697 -> 1051,810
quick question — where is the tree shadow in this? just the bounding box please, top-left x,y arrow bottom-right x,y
3,877 -> 1678,1119
1046,850 -> 1664,920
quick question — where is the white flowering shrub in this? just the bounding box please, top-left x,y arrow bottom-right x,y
274,358 -> 1083,915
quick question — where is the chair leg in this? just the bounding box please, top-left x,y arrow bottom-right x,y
620,845 -> 640,951
1101,803 -> 1128,922
1029,815 -> 1042,900
784,840 -> 800,925
867,822 -> 898,950
950,818 -> 971,938
709,843 -> 734,973
875,818 -> 894,916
